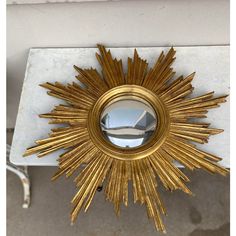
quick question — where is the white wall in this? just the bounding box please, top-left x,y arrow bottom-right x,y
7,0 -> 229,128
7,0 -> 108,4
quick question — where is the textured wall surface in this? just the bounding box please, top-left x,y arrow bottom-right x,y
7,0 -> 229,128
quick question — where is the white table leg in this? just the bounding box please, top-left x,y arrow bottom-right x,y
7,145 -> 31,208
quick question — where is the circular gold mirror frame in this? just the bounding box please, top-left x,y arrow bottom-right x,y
88,85 -> 170,161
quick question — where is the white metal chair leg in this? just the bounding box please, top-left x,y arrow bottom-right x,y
7,145 -> 31,208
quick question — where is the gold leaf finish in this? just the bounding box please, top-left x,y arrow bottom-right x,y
24,45 -> 229,232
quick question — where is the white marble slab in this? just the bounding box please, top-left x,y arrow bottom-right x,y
10,46 -> 230,167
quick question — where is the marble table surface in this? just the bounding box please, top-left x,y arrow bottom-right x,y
10,46 -> 230,167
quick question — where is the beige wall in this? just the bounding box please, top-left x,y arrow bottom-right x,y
7,0 -> 229,128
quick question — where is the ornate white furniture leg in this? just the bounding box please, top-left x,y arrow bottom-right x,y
7,144 -> 30,208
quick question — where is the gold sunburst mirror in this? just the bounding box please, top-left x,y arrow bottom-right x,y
24,45 -> 229,232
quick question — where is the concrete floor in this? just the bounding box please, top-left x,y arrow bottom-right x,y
7,130 -> 230,236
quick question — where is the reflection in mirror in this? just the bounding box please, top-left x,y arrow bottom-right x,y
100,99 -> 157,148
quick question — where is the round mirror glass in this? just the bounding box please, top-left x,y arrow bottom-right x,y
100,98 -> 157,148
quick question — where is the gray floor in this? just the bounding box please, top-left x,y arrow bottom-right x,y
7,130 -> 230,236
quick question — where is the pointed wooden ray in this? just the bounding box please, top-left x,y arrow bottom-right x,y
71,153 -> 112,222
126,49 -> 148,85
142,47 -> 176,92
74,66 -> 109,96
96,44 -> 125,88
